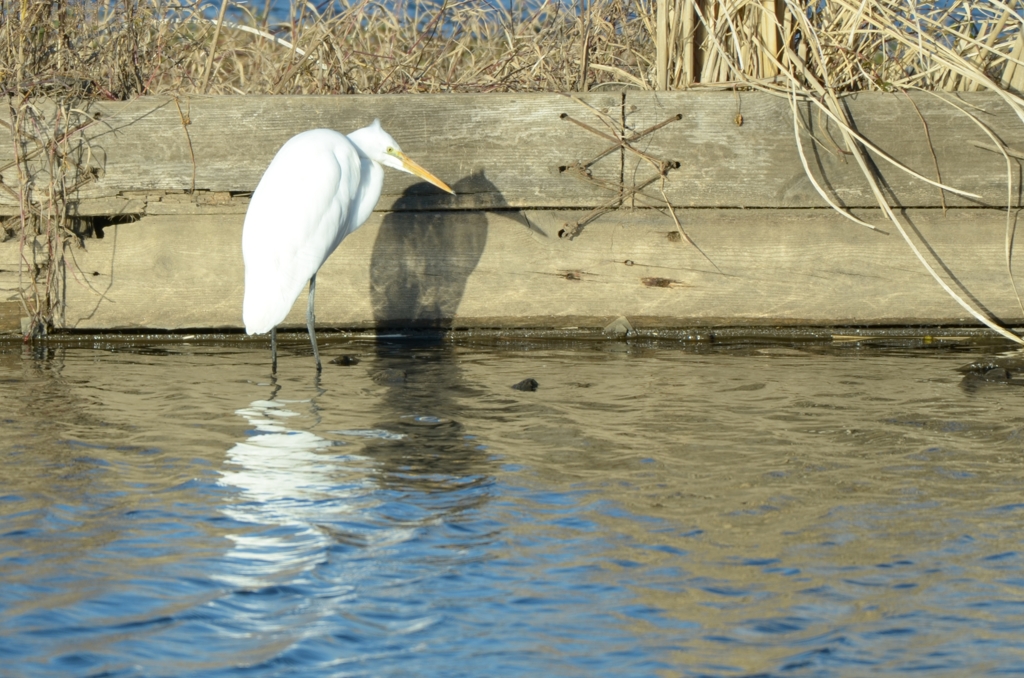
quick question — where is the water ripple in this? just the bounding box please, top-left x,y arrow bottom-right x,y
1,343 -> 1024,675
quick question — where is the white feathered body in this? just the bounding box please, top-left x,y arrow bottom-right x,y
242,128 -> 384,335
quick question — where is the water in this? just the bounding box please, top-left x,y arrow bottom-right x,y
252,0 -> 551,24
2,335 -> 1024,676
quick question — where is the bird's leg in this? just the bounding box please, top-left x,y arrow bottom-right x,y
307,273 -> 321,372
271,327 -> 278,374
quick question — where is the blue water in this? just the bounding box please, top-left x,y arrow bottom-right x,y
2,337 -> 1024,676
253,0 -> 544,23
251,0 -> 582,30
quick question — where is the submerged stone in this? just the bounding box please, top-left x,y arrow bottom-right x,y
512,378 -> 539,391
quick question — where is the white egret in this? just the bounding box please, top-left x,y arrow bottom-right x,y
242,120 -> 455,372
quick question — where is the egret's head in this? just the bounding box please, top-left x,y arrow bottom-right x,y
350,119 -> 455,195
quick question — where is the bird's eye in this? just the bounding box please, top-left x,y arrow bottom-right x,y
386,146 -> 394,153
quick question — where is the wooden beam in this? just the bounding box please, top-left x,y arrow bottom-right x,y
0,92 -> 1020,215
9,207 -> 1015,331
0,301 -> 20,333
629,90 -> 1024,208
0,94 -> 625,212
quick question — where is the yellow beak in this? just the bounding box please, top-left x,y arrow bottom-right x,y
395,151 -> 455,195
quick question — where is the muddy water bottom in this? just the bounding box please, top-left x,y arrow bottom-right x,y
1,336 -> 1023,676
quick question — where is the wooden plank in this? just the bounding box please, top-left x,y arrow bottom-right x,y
0,193 -> 248,217
629,90 -> 1024,209
1,236 -> 25,333
0,92 -> 1019,215
144,191 -> 249,215
0,301 -> 20,334
0,93 -> 624,212
54,208 -> 1024,330
1,234 -> 55,334
67,196 -> 148,217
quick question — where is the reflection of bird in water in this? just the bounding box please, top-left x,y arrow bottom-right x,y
242,121 -> 454,373
226,399 -> 342,504
221,399 -> 403,589
221,399 -> 348,587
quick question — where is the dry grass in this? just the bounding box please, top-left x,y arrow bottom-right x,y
0,0 -> 649,97
3,0 -> 1024,339
652,0 -> 1024,93
1,0 -> 1021,98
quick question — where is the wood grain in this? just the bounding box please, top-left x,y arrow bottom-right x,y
0,94 -> 623,212
16,207 -> 1017,330
0,92 -> 1020,214
630,90 -> 1024,208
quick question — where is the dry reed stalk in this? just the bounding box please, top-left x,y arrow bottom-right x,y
2,96 -> 98,336
657,0 -> 669,88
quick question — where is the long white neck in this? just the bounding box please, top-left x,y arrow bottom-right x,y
345,132 -> 385,233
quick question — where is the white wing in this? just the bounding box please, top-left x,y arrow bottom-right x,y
241,130 -> 361,335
